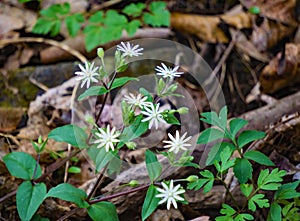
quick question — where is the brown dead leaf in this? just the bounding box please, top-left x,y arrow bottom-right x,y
260,43 -> 300,93
251,18 -> 297,52
0,3 -> 36,37
241,0 -> 298,25
171,10 -> 252,43
0,107 -> 24,133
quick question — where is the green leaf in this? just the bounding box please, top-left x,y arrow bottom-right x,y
68,166 -> 81,174
229,118 -> 248,139
274,181 -> 300,200
257,168 -> 286,191
249,6 -> 260,14
142,185 -> 160,221
248,194 -> 269,211
234,213 -> 254,221
83,25 -> 106,52
233,158 -> 252,184
125,20 -> 141,36
187,170 -> 214,192
237,130 -> 265,148
145,150 -> 162,182
46,183 -> 88,208
240,184 -> 253,198
87,202 -> 119,221
17,181 -> 47,221
206,142 -> 235,166
281,202 -> 300,220
244,150 -> 274,166
87,147 -> 115,172
268,202 -> 282,221
122,3 -> 146,17
78,86 -> 108,100
197,127 -> 225,144
32,18 -> 56,35
65,13 -> 84,37
200,111 -> 219,126
88,11 -> 104,23
218,106 -> 228,130
110,77 -> 138,90
119,115 -> 148,144
220,203 -> 236,216
32,3 -> 70,37
143,1 -> 170,27
219,147 -> 235,172
48,124 -> 88,148
162,111 -> 180,125
3,152 -> 42,180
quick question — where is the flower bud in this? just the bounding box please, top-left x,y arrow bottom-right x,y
97,48 -> 104,59
177,107 -> 189,114
38,135 -> 43,144
128,180 -> 139,187
186,175 -> 198,182
125,142 -> 136,150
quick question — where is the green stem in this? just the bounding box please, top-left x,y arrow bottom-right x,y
218,177 -> 241,211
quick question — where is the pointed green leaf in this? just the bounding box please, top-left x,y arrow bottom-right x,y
119,115 -> 148,145
48,124 -> 88,148
87,202 -> 119,221
145,150 -> 162,182
206,142 -> 235,166
233,158 -> 252,184
110,77 -> 138,90
197,128 -> 225,144
46,183 -> 88,208
268,202 -> 282,221
142,185 -> 159,221
237,130 -> 265,148
274,181 -> 300,200
87,147 -> 115,172
3,152 -> 42,180
229,118 -> 248,139
78,86 -> 108,101
219,106 -> 228,130
17,181 -> 47,221
244,150 -> 274,166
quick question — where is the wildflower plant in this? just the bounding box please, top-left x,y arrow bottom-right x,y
2,40 -> 300,221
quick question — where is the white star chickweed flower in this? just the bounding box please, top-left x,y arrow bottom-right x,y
123,93 -> 152,109
155,63 -> 184,79
141,103 -> 165,129
94,125 -> 120,152
163,130 -> 192,154
117,42 -> 143,57
75,61 -> 99,88
156,180 -> 185,210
